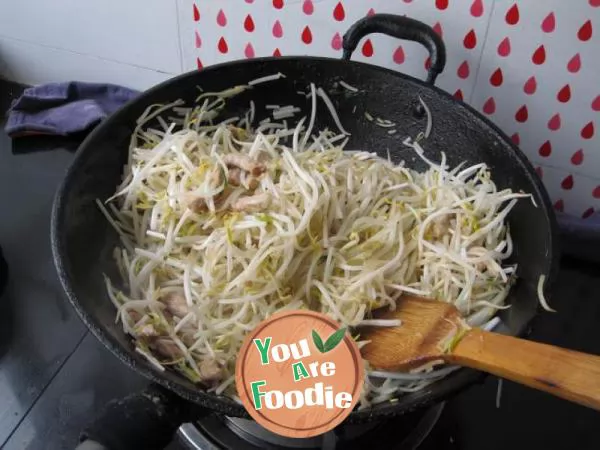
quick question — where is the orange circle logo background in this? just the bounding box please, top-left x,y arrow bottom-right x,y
236,310 -> 364,438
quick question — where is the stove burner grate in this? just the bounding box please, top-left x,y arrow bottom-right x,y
175,403 -> 445,450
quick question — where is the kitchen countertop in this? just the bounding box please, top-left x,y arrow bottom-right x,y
1,79 -> 599,450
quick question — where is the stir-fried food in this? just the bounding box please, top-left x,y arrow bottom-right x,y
99,77 -> 537,406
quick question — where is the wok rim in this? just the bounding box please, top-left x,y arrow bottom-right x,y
51,55 -> 560,422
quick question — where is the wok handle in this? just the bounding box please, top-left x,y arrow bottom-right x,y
342,14 -> 446,85
449,328 -> 600,411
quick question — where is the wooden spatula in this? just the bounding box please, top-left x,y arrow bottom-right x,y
361,295 -> 600,411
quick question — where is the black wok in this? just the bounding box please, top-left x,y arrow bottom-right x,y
51,15 -> 559,423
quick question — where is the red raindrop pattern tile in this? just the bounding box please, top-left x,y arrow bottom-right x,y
189,0 -> 600,218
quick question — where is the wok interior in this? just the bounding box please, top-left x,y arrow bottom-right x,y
54,58 -> 555,420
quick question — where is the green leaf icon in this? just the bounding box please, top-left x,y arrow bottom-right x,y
312,329 -> 325,353
323,327 -> 347,353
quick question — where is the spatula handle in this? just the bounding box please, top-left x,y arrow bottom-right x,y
449,329 -> 600,411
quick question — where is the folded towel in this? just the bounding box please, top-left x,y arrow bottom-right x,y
5,82 -> 139,138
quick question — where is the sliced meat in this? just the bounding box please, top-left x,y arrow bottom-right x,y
153,338 -> 183,359
189,197 -> 209,213
160,292 -> 190,318
223,154 -> 266,177
189,154 -> 263,214
227,167 -> 242,186
199,358 -> 223,382
181,333 -> 196,347
188,190 -> 230,214
129,310 -> 142,323
231,193 -> 271,212
227,168 -> 259,190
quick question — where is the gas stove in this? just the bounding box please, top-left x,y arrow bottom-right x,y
173,404 -> 444,450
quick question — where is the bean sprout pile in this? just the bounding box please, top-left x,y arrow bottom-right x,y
99,74 -> 538,407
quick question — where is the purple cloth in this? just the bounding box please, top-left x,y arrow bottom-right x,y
5,82 -> 139,138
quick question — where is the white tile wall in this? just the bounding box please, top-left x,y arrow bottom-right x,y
0,0 -> 182,89
0,36 -> 173,90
